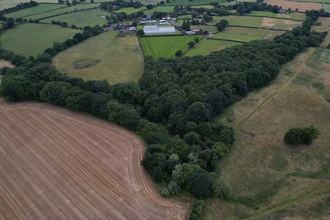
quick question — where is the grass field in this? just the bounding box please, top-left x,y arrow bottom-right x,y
191,5 -> 214,9
312,17 -> 330,48
144,6 -> 174,14
0,23 -> 81,57
24,3 -> 100,20
212,16 -> 263,28
213,27 -> 271,42
165,0 -> 227,6
246,11 -> 277,18
41,9 -> 108,28
185,39 -> 241,56
5,4 -> 67,19
139,35 -> 203,58
207,48 -> 330,219
323,3 -> 330,11
0,102 -> 188,220
53,31 -> 144,84
260,17 -> 303,30
115,7 -> 145,15
191,25 -> 218,33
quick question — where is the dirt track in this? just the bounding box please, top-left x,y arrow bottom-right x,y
0,102 -> 188,219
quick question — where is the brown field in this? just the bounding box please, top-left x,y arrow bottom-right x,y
267,0 -> 321,11
0,102 -> 188,220
0,60 -> 14,68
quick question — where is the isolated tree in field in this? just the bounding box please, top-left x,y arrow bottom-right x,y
189,168 -> 212,198
194,37 -> 199,43
284,125 -> 319,145
136,29 -> 145,36
175,50 -> 183,57
296,8 -> 299,12
217,23 -> 225,31
188,41 -> 195,48
147,4 -> 153,9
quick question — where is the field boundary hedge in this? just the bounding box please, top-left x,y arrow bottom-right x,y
137,36 -> 146,58
244,14 -> 305,22
227,25 -> 288,32
207,37 -> 246,43
9,5 -> 69,19
34,7 -> 98,21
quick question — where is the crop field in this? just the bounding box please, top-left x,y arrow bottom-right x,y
206,48 -> 330,219
0,102 -> 188,220
115,7 -> 145,15
41,9 -> 108,28
4,4 -> 67,19
0,23 -> 81,57
145,6 -> 175,14
185,39 -> 241,56
24,4 -> 100,20
53,31 -> 144,84
139,35 -> 203,58
260,18 -> 303,30
312,17 -> 330,48
246,11 -> 277,18
267,0 -> 322,11
165,0 -> 227,6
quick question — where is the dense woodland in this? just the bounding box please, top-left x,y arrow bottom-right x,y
0,0 -> 328,202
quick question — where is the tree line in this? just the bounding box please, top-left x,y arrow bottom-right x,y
0,10 -> 327,200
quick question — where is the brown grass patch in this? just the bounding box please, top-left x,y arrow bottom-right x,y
261,18 -> 303,30
312,17 -> 330,48
0,60 -> 14,68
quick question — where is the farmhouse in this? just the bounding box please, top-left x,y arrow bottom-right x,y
129,27 -> 136,32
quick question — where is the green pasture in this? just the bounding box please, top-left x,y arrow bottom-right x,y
139,35 -> 203,58
191,5 -> 214,9
0,23 -> 81,57
292,13 -> 307,21
41,9 -> 108,28
24,3 -> 99,20
213,15 -> 263,28
165,0 -> 227,6
191,25 -> 218,32
177,15 -> 193,19
115,7 -> 145,15
5,4 -> 67,19
324,4 -> 330,11
213,27 -> 270,42
185,39 -> 241,56
246,11 -> 277,18
145,6 -> 174,14
53,31 -> 144,84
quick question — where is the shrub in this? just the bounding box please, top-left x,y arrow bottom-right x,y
284,125 -> 319,145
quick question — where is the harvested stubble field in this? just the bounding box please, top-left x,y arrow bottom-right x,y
184,39 -> 241,56
0,23 -> 81,57
53,31 -> 144,84
208,48 -> 330,220
0,101 -> 188,220
41,9 -> 109,28
267,0 -> 321,11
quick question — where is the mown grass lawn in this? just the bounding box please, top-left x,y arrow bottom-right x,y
24,3 -> 99,20
5,4 -> 66,19
0,23 -> 81,57
41,9 -> 108,27
185,39 -> 241,56
53,31 -> 144,84
246,11 -> 277,18
139,35 -> 203,58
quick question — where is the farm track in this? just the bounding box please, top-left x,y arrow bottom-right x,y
0,102 -> 188,220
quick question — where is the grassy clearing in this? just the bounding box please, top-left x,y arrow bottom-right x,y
24,4 -> 99,20
209,48 -> 330,219
41,9 -> 108,28
5,4 -> 66,19
213,27 -> 271,42
185,39 -> 241,56
260,17 -> 303,30
292,13 -> 307,21
139,35 -> 203,58
115,7 -> 145,14
0,23 -> 81,57
212,15 -> 263,28
246,11 -> 278,18
53,31 -> 144,84
165,0 -> 227,6
145,6 -> 174,14
311,17 -> 330,48
191,5 -> 215,9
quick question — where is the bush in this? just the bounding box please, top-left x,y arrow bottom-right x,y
167,181 -> 181,194
213,178 -> 231,198
284,125 -> 319,145
189,200 -> 205,220
160,187 -> 169,197
189,168 -> 213,198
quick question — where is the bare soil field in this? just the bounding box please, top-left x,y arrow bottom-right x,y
267,0 -> 321,11
0,102 -> 188,220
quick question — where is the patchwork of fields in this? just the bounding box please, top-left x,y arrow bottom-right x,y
41,9 -> 108,28
5,4 -> 67,19
53,31 -> 144,84
0,23 -> 81,57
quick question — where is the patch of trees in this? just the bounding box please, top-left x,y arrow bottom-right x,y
189,200 -> 206,220
43,25 -> 103,57
0,12 -> 327,201
217,19 -> 228,31
284,125 -> 319,145
182,19 -> 191,31
100,0 -> 136,11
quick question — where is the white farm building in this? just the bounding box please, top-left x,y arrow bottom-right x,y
143,25 -> 176,34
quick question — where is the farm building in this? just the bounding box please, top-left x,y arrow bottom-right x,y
143,25 -> 176,34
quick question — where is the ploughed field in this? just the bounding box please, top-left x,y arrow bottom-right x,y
0,102 -> 188,219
